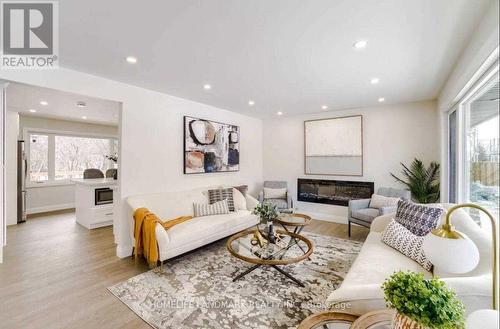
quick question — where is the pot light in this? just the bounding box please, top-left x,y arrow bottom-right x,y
248,100 -> 255,106
76,101 -> 87,108
370,78 -> 380,84
81,116 -> 87,120
29,109 -> 37,113
203,84 -> 212,90
276,111 -> 283,116
40,100 -> 48,106
378,97 -> 385,102
126,56 -> 137,64
321,105 -> 328,110
353,40 -> 367,49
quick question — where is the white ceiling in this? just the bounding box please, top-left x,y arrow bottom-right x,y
6,82 -> 120,125
59,0 -> 491,117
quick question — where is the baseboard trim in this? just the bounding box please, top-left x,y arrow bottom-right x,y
116,243 -> 133,259
27,203 -> 75,215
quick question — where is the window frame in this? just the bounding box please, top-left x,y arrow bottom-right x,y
23,127 -> 118,188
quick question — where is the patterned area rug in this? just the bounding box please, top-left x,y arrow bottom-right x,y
108,232 -> 362,329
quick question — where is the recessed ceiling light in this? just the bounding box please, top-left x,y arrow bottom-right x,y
76,101 -> 87,108
378,97 -> 385,102
203,84 -> 212,90
276,111 -> 283,116
29,109 -> 37,113
370,78 -> 380,84
321,105 -> 328,110
81,116 -> 87,120
126,56 -> 137,64
353,40 -> 368,49
40,100 -> 48,106
248,100 -> 255,106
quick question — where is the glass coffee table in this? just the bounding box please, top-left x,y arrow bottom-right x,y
227,226 -> 313,287
275,213 -> 312,258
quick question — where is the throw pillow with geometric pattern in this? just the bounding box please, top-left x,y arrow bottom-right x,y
193,199 -> 230,217
395,200 -> 444,236
381,219 -> 433,271
208,188 -> 235,211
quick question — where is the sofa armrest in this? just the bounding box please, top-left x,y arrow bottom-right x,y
379,206 -> 397,215
155,222 -> 170,261
370,213 -> 394,233
287,193 -> 293,209
258,191 -> 264,203
245,194 -> 260,211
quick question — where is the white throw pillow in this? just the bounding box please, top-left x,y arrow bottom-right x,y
369,194 -> 400,209
232,188 -> 247,211
264,187 -> 287,199
245,194 -> 259,211
193,200 -> 230,217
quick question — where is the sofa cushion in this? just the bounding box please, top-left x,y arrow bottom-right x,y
351,208 -> 380,223
395,200 -> 443,236
193,200 -> 230,217
381,219 -> 433,271
265,198 -> 288,209
369,194 -> 400,209
208,188 -> 235,211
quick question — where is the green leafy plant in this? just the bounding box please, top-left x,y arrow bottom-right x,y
252,201 -> 279,222
391,158 -> 440,203
382,271 -> 465,329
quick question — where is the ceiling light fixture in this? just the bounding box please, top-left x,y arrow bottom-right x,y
276,111 -> 283,116
321,105 -> 328,110
126,56 -> 137,64
40,100 -> 48,106
77,101 -> 87,108
248,100 -> 255,106
29,109 -> 37,113
203,84 -> 212,90
370,78 -> 380,84
353,40 -> 368,49
81,116 -> 87,120
378,97 -> 385,102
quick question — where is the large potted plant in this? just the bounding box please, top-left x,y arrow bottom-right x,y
382,271 -> 465,329
390,158 -> 440,203
252,202 -> 279,243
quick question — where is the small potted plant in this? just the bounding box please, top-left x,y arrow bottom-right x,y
252,201 -> 279,243
382,271 -> 465,329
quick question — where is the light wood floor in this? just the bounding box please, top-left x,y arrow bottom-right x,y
0,210 -> 368,329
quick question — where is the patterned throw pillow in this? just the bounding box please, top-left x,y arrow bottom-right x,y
208,188 -> 235,211
395,200 -> 444,236
193,200 -> 230,217
381,220 -> 433,271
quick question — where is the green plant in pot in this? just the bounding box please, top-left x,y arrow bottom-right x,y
382,271 -> 465,329
391,158 -> 440,203
252,201 -> 279,243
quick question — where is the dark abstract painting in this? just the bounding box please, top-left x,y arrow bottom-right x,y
184,116 -> 240,174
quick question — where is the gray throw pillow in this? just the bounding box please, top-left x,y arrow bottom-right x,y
208,188 -> 235,211
233,185 -> 248,196
395,200 -> 444,236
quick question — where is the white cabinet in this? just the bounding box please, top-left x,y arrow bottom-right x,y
73,178 -> 117,229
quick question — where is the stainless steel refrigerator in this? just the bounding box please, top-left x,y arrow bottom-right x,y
17,140 -> 27,223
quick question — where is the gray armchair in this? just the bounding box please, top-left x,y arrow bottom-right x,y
348,187 -> 411,236
258,181 -> 293,211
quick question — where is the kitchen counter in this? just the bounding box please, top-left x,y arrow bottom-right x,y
73,178 -> 116,229
72,178 -> 118,187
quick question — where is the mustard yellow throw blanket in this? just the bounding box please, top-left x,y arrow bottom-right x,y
133,208 -> 193,267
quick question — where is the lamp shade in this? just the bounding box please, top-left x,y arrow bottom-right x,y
423,231 -> 479,274
466,309 -> 499,329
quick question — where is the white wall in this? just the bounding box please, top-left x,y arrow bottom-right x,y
0,68 -> 264,258
438,0 -> 499,202
262,100 -> 439,222
5,111 -> 18,226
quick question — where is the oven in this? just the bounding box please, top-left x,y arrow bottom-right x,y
95,187 -> 113,205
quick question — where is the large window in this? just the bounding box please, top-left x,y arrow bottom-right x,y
448,64 -> 499,221
27,131 -> 117,184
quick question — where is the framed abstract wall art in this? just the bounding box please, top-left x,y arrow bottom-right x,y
184,116 -> 240,174
304,115 -> 363,176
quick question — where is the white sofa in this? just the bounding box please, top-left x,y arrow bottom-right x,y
327,203 -> 493,315
126,186 -> 260,262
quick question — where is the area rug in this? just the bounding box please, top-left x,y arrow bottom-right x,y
108,232 -> 362,329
